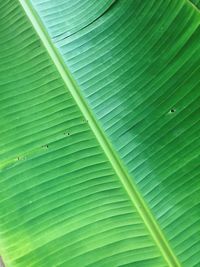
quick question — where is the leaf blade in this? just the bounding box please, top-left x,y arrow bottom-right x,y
0,1 -> 169,267
28,0 -> 200,266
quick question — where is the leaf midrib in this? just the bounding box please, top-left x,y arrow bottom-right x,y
19,1 -> 181,266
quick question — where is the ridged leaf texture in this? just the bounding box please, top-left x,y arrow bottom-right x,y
190,0 -> 200,9
0,0 -> 200,267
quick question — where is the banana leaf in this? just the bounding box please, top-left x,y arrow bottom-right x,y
0,0 -> 200,266
190,0 -> 200,9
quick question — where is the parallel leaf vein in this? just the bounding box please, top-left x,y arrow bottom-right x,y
19,1 -> 182,266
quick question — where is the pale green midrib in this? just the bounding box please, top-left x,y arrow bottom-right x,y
19,1 -> 181,266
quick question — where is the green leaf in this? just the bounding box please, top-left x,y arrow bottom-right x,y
190,0 -> 200,9
0,1 -> 200,267
29,0 -> 115,40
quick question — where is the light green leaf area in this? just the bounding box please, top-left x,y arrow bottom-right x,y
30,0 -> 115,40
0,1 -> 168,267
30,0 -> 200,267
0,0 -> 200,267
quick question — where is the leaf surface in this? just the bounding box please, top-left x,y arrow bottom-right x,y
0,0 -> 200,267
190,0 -> 200,9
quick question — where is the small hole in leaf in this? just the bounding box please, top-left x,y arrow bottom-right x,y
170,108 -> 176,113
42,144 -> 48,149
